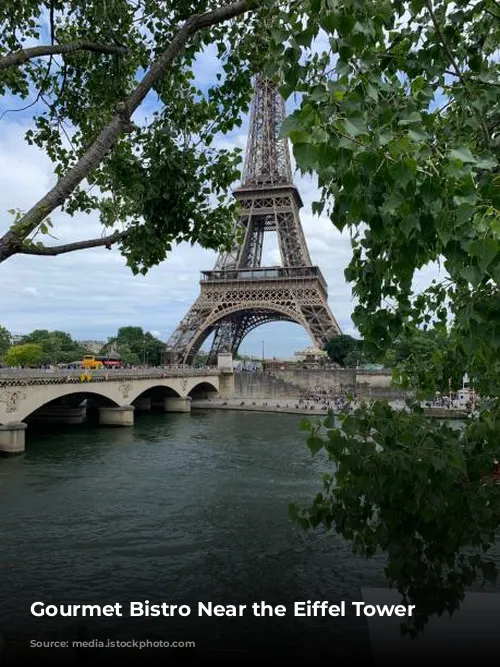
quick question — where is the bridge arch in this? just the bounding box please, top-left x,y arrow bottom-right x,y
130,384 -> 182,404
11,387 -> 121,424
188,380 -> 219,400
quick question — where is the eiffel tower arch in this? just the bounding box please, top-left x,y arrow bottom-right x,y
166,76 -> 341,365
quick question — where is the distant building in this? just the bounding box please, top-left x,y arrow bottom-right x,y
10,334 -> 25,345
294,346 -> 329,367
263,357 -> 298,371
78,340 -> 105,354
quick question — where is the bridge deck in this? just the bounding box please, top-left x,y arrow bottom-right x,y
0,367 -> 222,387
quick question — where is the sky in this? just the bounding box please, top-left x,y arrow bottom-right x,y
0,32 -> 439,359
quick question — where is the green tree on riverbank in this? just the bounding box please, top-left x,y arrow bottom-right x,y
101,327 -> 164,366
4,343 -> 43,367
21,330 -> 87,364
324,334 -> 360,366
0,325 -> 10,361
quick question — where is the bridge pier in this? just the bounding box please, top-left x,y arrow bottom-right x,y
98,406 -> 135,426
164,397 -> 191,413
219,372 -> 235,399
134,397 -> 152,412
0,422 -> 27,454
28,406 -> 87,425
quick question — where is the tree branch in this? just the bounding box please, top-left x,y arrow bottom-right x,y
484,7 -> 500,21
17,230 -> 129,256
0,0 -> 259,263
0,40 -> 128,71
425,0 -> 490,148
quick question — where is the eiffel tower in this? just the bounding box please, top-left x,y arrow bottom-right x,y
165,75 -> 341,365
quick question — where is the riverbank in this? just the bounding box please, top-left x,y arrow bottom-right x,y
192,399 -> 331,416
191,399 -> 469,420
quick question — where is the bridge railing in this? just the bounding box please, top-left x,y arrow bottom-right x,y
0,366 -> 221,386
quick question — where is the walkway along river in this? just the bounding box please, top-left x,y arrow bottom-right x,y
0,409 -> 497,662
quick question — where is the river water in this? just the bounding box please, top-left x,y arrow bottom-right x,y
0,409 -> 392,660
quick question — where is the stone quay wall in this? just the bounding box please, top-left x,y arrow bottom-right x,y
235,369 -> 410,401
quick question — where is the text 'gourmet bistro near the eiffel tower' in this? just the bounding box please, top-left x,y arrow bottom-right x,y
165,75 -> 341,366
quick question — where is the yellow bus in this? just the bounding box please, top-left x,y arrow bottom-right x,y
82,355 -> 104,370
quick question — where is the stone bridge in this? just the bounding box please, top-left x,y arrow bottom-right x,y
0,367 -> 234,454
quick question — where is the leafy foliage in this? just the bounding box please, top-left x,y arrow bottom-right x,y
290,404 -> 500,637
269,0 -> 499,395
0,325 -> 11,360
4,343 -> 44,366
21,329 -> 87,364
325,334 -> 360,366
263,0 -> 500,635
101,326 -> 165,365
0,0 -> 277,268
342,348 -> 368,368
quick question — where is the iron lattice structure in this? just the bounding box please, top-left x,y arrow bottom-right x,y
166,75 -> 341,365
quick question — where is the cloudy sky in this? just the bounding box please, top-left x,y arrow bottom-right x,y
0,37 -> 438,359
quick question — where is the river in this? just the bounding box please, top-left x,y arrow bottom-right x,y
0,409 -> 392,660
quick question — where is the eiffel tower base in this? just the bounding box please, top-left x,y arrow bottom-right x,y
167,268 -> 338,365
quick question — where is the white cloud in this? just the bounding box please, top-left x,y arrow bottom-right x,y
21,286 -> 39,296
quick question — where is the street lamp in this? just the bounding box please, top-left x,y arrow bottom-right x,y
261,340 -> 265,362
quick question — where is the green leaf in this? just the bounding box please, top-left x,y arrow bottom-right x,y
293,143 -> 318,170
295,29 -> 314,47
308,85 -> 329,102
411,76 -> 426,93
456,203 -> 475,225
343,117 -> 368,137
398,111 -> 422,126
408,129 -> 427,142
436,224 -> 451,247
459,265 -> 482,286
299,418 -> 311,432
323,411 -> 334,429
474,156 -> 497,170
468,239 -> 499,271
307,435 -> 324,455
366,83 -> 378,101
279,114 -> 303,139
312,200 -> 325,216
401,214 -> 419,238
449,147 -> 476,163
289,129 -> 311,144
